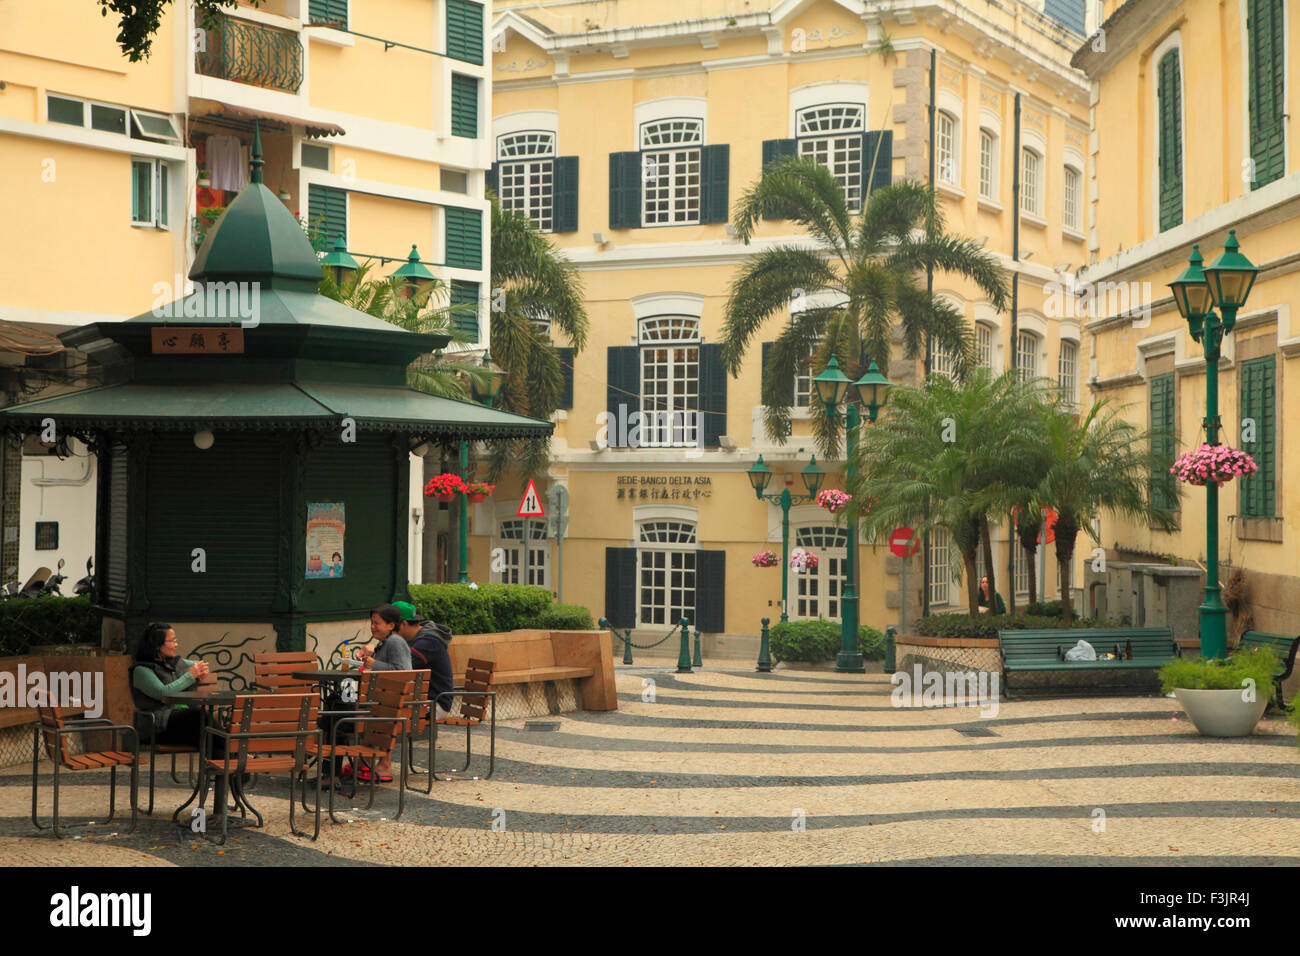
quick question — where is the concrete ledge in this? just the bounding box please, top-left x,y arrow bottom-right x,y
447,629 -> 617,716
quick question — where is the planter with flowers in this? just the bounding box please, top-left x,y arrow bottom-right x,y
465,481 -> 495,503
789,549 -> 819,573
816,489 -> 852,514
751,550 -> 778,568
424,473 -> 467,502
1170,444 -> 1258,487
1158,646 -> 1278,737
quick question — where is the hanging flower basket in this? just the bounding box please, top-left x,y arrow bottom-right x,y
1170,444 -> 1258,487
816,489 -> 852,513
424,473 -> 467,502
465,481 -> 496,503
789,549 -> 819,573
751,550 -> 778,568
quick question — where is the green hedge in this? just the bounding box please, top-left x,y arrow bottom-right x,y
769,619 -> 886,663
0,597 -> 102,656
1025,600 -> 1065,618
406,583 -> 594,636
913,612 -> 1114,641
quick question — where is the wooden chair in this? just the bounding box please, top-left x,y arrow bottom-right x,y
251,651 -> 319,694
137,709 -> 199,814
199,692 -> 320,845
305,672 -> 417,823
31,705 -> 139,839
410,658 -> 496,790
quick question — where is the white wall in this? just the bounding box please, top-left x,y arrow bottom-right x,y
19,439 -> 97,585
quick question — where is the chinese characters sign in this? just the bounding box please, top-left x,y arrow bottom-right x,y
616,475 -> 712,501
306,502 -> 345,579
150,327 -> 245,354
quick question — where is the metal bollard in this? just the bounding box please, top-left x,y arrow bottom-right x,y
692,624 -> 703,668
757,617 -> 772,673
884,625 -> 897,674
601,618 -> 634,665
676,617 -> 693,673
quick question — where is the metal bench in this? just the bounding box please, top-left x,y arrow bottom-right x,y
998,627 -> 1180,697
1238,631 -> 1300,709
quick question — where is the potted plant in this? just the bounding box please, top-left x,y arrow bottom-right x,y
789,549 -> 819,573
464,480 -> 495,503
816,489 -> 852,513
197,168 -> 212,187
424,473 -> 467,502
1158,646 -> 1279,737
751,550 -> 778,568
277,184 -> 292,201
1170,444 -> 1258,487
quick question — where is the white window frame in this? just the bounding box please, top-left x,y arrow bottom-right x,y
131,157 -> 170,229
494,518 -> 550,587
639,316 -> 700,448
636,519 -> 698,627
1016,330 -> 1039,380
975,322 -> 994,369
936,110 -> 959,185
795,102 -> 866,212
792,525 -> 847,621
640,118 -> 703,227
1020,147 -> 1043,216
1063,164 -> 1082,231
1058,339 -> 1078,404
1013,537 -> 1031,597
498,130 -> 557,233
979,128 -> 997,199
928,527 -> 952,607
129,109 -> 181,143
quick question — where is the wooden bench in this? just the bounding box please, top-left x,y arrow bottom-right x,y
998,627 -> 1180,697
1239,631 -> 1300,708
447,629 -> 616,711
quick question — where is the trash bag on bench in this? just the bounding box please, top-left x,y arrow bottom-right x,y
1064,640 -> 1097,661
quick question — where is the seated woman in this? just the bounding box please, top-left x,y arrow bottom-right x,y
349,604 -> 412,783
130,622 -> 211,749
977,576 -> 1007,615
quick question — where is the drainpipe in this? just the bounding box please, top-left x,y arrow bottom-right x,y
1008,92 -> 1022,615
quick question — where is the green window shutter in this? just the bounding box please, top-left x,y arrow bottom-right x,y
1157,50 -> 1183,232
308,0 -> 348,28
308,183 -> 347,246
1240,355 -> 1276,518
556,347 -> 575,409
449,279 -> 480,338
694,550 -> 726,633
485,162 -> 498,196
445,0 -> 483,65
444,206 -> 482,269
698,343 -> 727,448
864,130 -> 893,195
700,144 -> 730,224
606,346 -> 640,447
553,156 -> 579,232
450,73 -> 478,139
1148,373 -> 1177,512
608,151 -> 641,229
604,547 -> 638,628
1248,0 -> 1285,189
761,139 -> 798,220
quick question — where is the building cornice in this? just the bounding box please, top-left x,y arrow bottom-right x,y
1071,0 -> 1181,77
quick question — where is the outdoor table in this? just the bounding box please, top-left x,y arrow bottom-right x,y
162,686 -> 253,830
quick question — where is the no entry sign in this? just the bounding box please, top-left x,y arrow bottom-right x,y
889,527 -> 920,558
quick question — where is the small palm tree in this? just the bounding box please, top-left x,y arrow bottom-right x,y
851,370 -> 1045,614
483,197 -> 590,484
722,160 -> 1009,458
318,261 -> 485,397
1033,399 -> 1179,622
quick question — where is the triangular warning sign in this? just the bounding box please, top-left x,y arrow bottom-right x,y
517,479 -> 545,517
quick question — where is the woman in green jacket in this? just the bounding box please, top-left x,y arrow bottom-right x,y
978,576 -> 1007,615
130,622 -> 211,748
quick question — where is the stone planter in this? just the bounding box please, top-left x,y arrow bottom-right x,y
1173,687 -> 1269,737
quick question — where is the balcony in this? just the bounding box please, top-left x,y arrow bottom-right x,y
196,15 -> 304,95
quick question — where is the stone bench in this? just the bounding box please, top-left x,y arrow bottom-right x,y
446,629 -> 616,720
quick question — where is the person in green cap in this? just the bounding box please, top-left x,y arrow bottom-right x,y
393,601 -> 455,721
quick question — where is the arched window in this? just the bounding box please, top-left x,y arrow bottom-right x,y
1016,331 -> 1039,381
494,518 -> 549,586
796,103 -> 866,210
641,118 -> 703,225
978,128 -> 997,199
975,322 -> 994,369
1058,340 -> 1078,404
1063,165 -> 1081,230
936,111 -> 958,185
637,520 -> 697,625
1156,47 -> 1183,231
639,317 -> 700,447
497,130 -> 556,232
1020,147 -> 1042,215
793,526 -> 847,620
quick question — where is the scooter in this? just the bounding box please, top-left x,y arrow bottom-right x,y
73,556 -> 94,597
42,558 -> 68,596
14,564 -> 53,598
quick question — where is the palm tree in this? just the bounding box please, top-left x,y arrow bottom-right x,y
1032,398 -> 1179,622
722,160 -> 1009,458
318,261 -> 486,397
851,370 -> 1045,615
482,197 -> 590,484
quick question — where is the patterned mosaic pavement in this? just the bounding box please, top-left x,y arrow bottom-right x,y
1,666 -> 1297,866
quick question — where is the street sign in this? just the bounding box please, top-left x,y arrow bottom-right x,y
517,479 -> 545,517
1039,507 -> 1058,545
547,484 -> 570,538
889,526 -> 920,558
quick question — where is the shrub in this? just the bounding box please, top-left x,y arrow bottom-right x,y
527,603 -> 596,630
0,597 -> 102,656
769,619 -> 886,663
1025,600 -> 1065,618
912,613 -> 1114,641
1158,647 -> 1280,694
476,583 -> 552,632
406,584 -> 493,637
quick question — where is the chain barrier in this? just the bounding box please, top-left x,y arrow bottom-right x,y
599,617 -> 685,665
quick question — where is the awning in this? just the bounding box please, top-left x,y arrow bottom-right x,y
191,99 -> 346,138
0,381 -> 553,442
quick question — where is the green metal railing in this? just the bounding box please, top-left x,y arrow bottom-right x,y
197,16 -> 304,94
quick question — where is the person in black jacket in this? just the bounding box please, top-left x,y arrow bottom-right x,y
392,601 -> 454,719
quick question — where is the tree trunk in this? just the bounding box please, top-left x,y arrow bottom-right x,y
963,546 -> 980,615
1053,515 -> 1080,624
980,515 -> 997,611
1025,545 -> 1038,607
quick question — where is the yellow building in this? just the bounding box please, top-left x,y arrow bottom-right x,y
0,0 -> 493,586
1075,0 -> 1297,633
481,0 -> 1094,643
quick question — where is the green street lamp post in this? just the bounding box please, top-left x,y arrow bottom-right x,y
747,453 -> 827,628
457,350 -> 507,584
320,237 -> 359,287
390,244 -> 436,300
813,356 -> 892,673
1168,230 -> 1258,659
